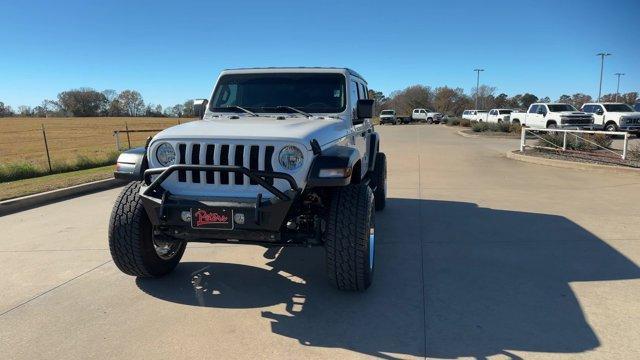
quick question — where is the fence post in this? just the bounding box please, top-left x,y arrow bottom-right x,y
114,131 -> 121,151
622,132 -> 628,160
125,122 -> 131,149
520,128 -> 526,151
562,132 -> 567,151
41,124 -> 52,173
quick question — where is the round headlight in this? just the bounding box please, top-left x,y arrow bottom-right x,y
278,145 -> 304,171
156,142 -> 176,167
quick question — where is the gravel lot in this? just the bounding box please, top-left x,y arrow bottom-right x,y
1,125 -> 639,359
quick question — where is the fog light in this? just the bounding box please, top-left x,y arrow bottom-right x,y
180,211 -> 191,222
318,168 -> 351,178
234,213 -> 245,224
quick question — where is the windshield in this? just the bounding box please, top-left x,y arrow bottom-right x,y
548,104 -> 577,112
210,73 -> 346,114
603,104 -> 633,112
380,110 -> 395,115
498,110 -> 512,114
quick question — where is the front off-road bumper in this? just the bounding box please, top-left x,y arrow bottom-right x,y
139,165 -> 300,243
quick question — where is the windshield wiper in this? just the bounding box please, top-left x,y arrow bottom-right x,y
259,106 -> 312,118
278,106 -> 312,118
217,105 -> 258,117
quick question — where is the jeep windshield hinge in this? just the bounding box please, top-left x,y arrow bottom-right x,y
310,139 -> 322,155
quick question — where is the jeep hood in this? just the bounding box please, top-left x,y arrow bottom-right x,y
152,115 -> 347,150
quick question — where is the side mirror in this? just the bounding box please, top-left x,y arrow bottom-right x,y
537,108 -> 545,115
355,99 -> 374,124
193,99 -> 209,119
595,109 -> 604,115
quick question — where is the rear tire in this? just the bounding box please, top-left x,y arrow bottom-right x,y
108,182 -> 186,277
325,184 -> 375,291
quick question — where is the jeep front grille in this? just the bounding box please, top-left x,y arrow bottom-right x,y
176,143 -> 275,186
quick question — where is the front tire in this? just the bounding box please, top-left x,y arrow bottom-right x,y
325,184 -> 375,291
426,117 -> 433,124
605,123 -> 618,132
109,182 -> 186,277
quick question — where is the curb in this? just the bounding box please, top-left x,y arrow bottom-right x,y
456,130 -> 480,138
506,151 -> 640,174
0,178 -> 126,216
456,130 -> 519,139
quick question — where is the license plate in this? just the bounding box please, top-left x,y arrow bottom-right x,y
191,208 -> 233,230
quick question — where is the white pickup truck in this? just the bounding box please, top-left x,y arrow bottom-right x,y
484,109 -> 513,123
509,103 -> 594,129
580,103 -> 640,135
462,110 -> 487,122
412,108 -> 443,123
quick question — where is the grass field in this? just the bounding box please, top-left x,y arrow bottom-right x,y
0,117 -> 193,173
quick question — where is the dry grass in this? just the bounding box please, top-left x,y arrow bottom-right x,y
0,117 -> 193,169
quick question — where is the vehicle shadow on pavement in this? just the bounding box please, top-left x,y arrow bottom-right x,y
136,198 -> 640,360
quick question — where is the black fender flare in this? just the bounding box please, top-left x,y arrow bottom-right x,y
114,147 -> 148,181
367,132 -> 380,173
306,146 -> 361,187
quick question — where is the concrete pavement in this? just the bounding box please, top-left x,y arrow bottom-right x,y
1,125 -> 639,359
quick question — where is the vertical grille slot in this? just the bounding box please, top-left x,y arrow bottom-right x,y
265,146 -> 274,185
249,145 -> 259,185
220,145 -> 230,184
178,144 -> 186,182
205,144 -> 215,184
234,145 -> 244,185
191,144 -> 201,183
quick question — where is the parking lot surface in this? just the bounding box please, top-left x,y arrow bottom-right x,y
1,125 -> 639,359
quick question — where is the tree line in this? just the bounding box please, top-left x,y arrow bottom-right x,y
369,85 -> 638,116
0,88 -> 197,118
1,86 -> 638,118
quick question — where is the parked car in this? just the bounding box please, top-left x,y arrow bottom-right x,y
462,109 -> 487,122
485,109 -> 513,123
581,103 -> 640,134
509,103 -> 594,129
412,108 -> 443,123
109,67 -> 386,292
379,109 -> 400,125
634,102 -> 640,112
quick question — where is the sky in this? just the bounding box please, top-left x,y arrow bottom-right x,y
1,0 -> 639,109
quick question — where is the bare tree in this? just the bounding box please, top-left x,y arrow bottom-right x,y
117,90 -> 145,116
434,86 -> 472,116
18,105 -> 32,116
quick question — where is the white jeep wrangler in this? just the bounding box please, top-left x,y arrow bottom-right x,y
109,67 -> 386,291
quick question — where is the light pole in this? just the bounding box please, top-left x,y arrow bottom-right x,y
596,52 -> 611,102
474,68 -> 484,109
614,73 -> 625,102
